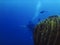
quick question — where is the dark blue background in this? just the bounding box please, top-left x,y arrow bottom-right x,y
0,0 -> 60,45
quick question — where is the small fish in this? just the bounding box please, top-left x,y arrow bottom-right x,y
40,11 -> 48,14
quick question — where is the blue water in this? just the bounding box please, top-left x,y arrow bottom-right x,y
0,0 -> 60,45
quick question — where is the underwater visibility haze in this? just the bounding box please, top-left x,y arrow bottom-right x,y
0,0 -> 60,45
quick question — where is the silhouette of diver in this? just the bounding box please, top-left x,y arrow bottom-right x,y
27,21 -> 35,30
26,18 -> 41,32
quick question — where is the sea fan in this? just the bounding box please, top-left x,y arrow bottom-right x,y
34,15 -> 60,45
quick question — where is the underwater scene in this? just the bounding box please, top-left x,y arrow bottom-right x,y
0,0 -> 60,45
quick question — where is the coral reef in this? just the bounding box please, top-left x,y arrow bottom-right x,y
34,15 -> 60,45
